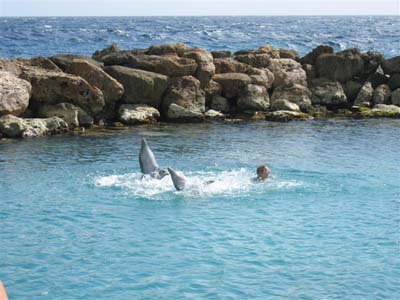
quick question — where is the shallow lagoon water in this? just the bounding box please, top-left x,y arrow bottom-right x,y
1,120 -> 399,299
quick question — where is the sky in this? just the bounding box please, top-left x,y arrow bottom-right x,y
0,0 -> 399,16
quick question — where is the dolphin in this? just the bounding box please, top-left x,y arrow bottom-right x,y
168,167 -> 186,191
139,138 -> 169,179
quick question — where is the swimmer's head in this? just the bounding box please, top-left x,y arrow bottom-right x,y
257,165 -> 270,180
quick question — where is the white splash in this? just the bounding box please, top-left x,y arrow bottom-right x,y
94,169 -> 303,200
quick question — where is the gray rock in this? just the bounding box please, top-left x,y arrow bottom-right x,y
166,103 -> 204,122
315,49 -> 364,82
210,95 -> 230,113
214,58 -> 250,74
388,73 -> 400,91
271,83 -> 312,106
204,80 -> 222,104
0,114 -> 68,138
37,103 -> 79,128
373,84 -> 391,105
118,104 -> 160,125
126,55 -> 197,77
212,73 -> 252,98
279,49 -> 300,61
16,57 -> 62,72
247,68 -> 274,89
265,110 -> 312,122
146,43 -> 188,56
162,76 -> 205,120
92,43 -> 120,62
367,66 -> 388,88
237,84 -> 270,111
204,109 -> 225,119
300,45 -> 334,65
382,56 -> 400,75
267,58 -> 307,88
0,114 -> 28,137
344,80 -> 363,102
50,54 -> 103,71
235,53 -> 272,68
211,50 -> 231,59
183,48 -> 215,87
21,67 -> 105,115
311,81 -> 348,107
354,82 -> 374,106
270,99 -> 300,112
104,65 -> 168,108
76,106 -> 94,127
65,58 -> 124,104
391,89 -> 400,106
359,104 -> 400,118
0,71 -> 32,116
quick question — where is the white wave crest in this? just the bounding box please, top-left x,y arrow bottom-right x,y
94,169 -> 302,200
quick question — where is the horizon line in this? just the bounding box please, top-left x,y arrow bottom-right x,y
1,14 -> 399,17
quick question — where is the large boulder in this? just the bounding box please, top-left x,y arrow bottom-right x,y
16,57 -> 62,72
166,103 -> 204,122
271,83 -> 312,107
65,59 -> 124,104
354,82 -> 374,106
311,81 -> 348,107
212,73 -> 252,98
235,53 -> 272,68
92,43 -> 121,62
300,45 -> 334,65
237,84 -> 270,112
247,68 -> 274,89
382,56 -> 400,75
391,89 -> 400,106
211,50 -> 231,59
0,59 -> 22,76
388,73 -> 400,91
362,51 -> 384,75
373,84 -> 391,105
315,49 -> 364,82
0,114 -> 28,137
279,49 -> 300,61
37,103 -> 79,128
146,43 -> 188,56
359,104 -> 400,118
270,99 -> 300,112
204,80 -> 222,104
267,58 -> 307,88
265,110 -> 312,122
162,76 -> 205,120
98,49 -> 146,66
344,80 -> 363,102
118,104 -> 160,125
183,48 -> 215,87
104,65 -> 168,108
210,95 -> 230,113
0,71 -> 32,116
50,54 -> 103,71
0,114 -> 68,138
214,58 -> 250,74
125,55 -> 197,77
20,67 -> 105,115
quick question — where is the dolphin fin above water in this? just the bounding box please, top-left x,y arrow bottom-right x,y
168,167 -> 186,191
139,138 -> 159,174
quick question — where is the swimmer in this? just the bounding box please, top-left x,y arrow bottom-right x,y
255,165 -> 270,181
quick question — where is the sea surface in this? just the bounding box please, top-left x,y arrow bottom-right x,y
0,120 -> 399,299
0,16 -> 399,59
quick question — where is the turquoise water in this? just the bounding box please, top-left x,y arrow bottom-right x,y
1,120 -> 399,299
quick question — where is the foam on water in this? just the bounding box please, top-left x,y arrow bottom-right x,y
94,168 -> 303,200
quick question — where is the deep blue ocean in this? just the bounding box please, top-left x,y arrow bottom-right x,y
0,16 -> 399,58
1,120 -> 400,299
1,16 -> 400,300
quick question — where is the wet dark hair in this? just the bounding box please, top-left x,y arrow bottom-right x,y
257,165 -> 270,179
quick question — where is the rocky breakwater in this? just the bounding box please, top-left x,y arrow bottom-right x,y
1,43 -> 400,139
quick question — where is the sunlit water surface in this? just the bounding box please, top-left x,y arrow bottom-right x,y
1,120 -> 399,299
